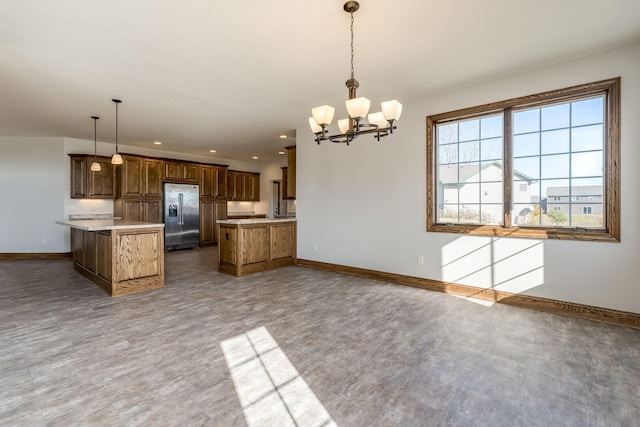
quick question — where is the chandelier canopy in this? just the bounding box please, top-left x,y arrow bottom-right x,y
309,1 -> 402,145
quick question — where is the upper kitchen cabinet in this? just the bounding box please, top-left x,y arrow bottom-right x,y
69,154 -> 116,199
285,145 -> 296,199
227,171 -> 260,201
114,155 -> 162,222
164,161 -> 199,183
281,167 -> 288,199
200,165 -> 228,198
118,155 -> 163,197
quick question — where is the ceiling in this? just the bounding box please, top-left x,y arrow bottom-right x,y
1,1 -> 639,162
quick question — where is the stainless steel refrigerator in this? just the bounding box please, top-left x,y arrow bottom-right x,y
163,183 -> 199,250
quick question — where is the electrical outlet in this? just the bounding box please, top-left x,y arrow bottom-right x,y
417,255 -> 424,265
313,243 -> 318,252
42,238 -> 47,245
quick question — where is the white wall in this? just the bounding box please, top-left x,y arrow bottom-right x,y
0,137 -> 67,252
297,43 -> 640,314
0,136 -> 284,253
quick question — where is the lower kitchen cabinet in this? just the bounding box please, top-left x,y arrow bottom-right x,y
68,225 -> 164,296
200,199 -> 227,245
217,219 -> 296,276
115,198 -> 162,223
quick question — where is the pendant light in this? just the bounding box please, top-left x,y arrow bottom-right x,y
90,116 -> 101,172
309,1 -> 402,145
111,98 -> 123,165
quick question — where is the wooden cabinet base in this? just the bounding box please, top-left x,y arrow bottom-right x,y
71,227 -> 165,296
218,221 -> 296,277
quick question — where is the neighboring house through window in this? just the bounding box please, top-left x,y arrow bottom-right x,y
426,78 -> 620,242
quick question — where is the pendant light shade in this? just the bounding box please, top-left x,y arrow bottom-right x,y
311,105 -> 335,126
111,99 -> 123,165
345,96 -> 371,119
381,100 -> 403,122
90,116 -> 101,172
111,153 -> 123,165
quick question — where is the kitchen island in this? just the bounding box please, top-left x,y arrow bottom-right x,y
57,220 -> 165,296
217,218 -> 296,277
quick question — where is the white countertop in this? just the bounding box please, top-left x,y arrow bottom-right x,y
217,218 -> 297,225
56,219 -> 165,231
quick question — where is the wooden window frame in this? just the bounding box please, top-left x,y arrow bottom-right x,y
426,77 -> 620,242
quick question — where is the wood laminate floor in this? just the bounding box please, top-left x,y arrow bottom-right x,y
1,247 -> 639,426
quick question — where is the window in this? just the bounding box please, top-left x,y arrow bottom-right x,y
427,78 -> 620,242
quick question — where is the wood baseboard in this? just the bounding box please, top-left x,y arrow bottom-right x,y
0,252 -> 72,260
296,258 -> 640,330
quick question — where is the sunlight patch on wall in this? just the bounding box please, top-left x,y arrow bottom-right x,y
441,236 -> 544,295
221,326 -> 337,427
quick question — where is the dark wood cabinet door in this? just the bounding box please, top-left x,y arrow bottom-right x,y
251,174 -> 260,201
215,167 -> 227,198
121,200 -> 143,222
281,167 -> 288,200
164,161 -> 182,181
183,163 -> 199,182
70,155 -> 116,199
214,200 -> 228,244
144,159 -> 163,197
199,200 -> 215,245
286,146 -> 296,199
199,199 -> 228,245
143,199 -> 162,223
88,159 -> 116,198
121,157 -> 143,196
200,166 -> 215,198
70,156 -> 87,198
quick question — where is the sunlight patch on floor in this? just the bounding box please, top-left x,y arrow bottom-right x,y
450,293 -> 496,307
221,326 -> 337,427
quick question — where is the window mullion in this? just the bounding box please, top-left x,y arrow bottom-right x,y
503,108 -> 513,228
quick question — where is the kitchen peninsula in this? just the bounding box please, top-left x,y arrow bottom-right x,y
57,219 -> 165,296
217,218 -> 296,277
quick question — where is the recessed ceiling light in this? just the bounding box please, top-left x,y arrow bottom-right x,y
209,150 -> 217,153
252,156 -> 259,160
153,141 -> 162,145
280,135 -> 287,139
278,151 -> 285,155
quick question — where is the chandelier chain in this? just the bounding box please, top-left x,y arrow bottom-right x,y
350,11 -> 355,80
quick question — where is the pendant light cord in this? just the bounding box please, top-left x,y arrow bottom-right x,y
350,11 -> 355,81
115,102 -> 119,153
94,117 -> 97,158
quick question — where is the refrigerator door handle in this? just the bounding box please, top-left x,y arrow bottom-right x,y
179,193 -> 184,225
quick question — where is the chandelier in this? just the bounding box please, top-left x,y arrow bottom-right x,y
309,1 -> 402,145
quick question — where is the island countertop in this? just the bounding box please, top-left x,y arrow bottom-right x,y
217,218 -> 296,225
56,219 -> 165,231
